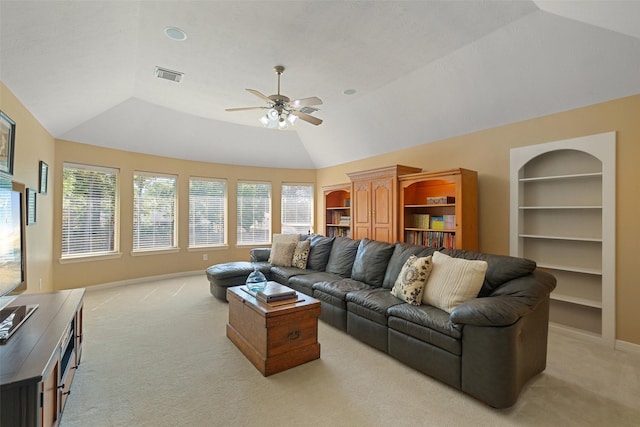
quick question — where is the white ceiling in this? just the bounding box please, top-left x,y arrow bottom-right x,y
1,1 -> 639,169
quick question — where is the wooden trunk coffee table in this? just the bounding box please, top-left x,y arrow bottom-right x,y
226,284 -> 321,376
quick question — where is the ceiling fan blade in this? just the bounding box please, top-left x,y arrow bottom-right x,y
246,89 -> 273,104
290,110 -> 323,126
289,97 -> 323,109
225,106 -> 266,112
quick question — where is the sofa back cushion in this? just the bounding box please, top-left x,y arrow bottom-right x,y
306,234 -> 335,271
441,249 -> 536,297
351,238 -> 395,287
325,237 -> 360,277
382,242 -> 437,289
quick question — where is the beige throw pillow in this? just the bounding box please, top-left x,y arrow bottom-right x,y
268,234 -> 300,264
422,251 -> 487,313
292,240 -> 311,269
269,242 -> 297,267
390,255 -> 433,305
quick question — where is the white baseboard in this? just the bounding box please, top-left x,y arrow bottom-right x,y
85,270 -> 204,292
616,339 -> 640,354
549,322 -> 604,344
549,322 -> 640,354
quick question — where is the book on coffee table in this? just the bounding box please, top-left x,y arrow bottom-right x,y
256,282 -> 297,302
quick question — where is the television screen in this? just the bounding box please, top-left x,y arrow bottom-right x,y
0,183 -> 24,298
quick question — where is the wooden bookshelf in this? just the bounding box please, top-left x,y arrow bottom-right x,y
399,168 -> 478,250
323,183 -> 351,238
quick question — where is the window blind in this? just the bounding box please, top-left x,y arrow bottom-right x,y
237,181 -> 271,245
133,172 -> 177,250
189,177 -> 227,247
62,163 -> 118,257
281,184 -> 313,235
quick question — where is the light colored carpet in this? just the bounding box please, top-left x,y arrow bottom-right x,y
59,275 -> 640,427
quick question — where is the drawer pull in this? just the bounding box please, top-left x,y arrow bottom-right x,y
288,330 -> 300,340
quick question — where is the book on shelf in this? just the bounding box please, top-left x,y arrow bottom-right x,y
327,227 -> 351,238
430,215 -> 455,230
404,230 -> 456,249
430,215 -> 445,230
426,196 -> 455,205
410,214 -> 430,229
339,216 -> 351,225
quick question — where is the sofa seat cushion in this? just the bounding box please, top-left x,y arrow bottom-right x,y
387,304 -> 462,355
313,279 -> 372,305
346,288 -> 405,325
288,272 -> 344,295
206,261 -> 271,281
270,265 -> 318,284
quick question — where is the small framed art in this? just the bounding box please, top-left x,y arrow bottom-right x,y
27,187 -> 37,225
0,110 -> 16,176
39,161 -> 48,194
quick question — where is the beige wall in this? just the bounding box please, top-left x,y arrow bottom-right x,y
1,82 -> 55,293
53,140 -> 315,289
316,94 -> 640,345
3,79 -> 639,345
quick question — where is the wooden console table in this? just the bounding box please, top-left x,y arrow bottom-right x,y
0,289 -> 85,427
226,285 -> 320,376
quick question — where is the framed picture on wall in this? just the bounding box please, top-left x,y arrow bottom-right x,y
27,187 -> 37,225
39,161 -> 48,194
0,110 -> 16,176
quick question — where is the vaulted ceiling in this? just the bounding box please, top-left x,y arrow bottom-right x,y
1,1 -> 639,169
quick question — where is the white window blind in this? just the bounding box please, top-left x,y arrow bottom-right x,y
281,184 -> 313,235
189,177 -> 227,247
62,163 -> 118,257
237,181 -> 271,245
133,172 -> 177,250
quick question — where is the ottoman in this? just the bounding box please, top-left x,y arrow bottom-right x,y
206,261 -> 271,301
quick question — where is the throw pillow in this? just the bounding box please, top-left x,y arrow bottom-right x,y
390,255 -> 433,305
268,234 -> 300,264
422,251 -> 488,313
269,242 -> 297,267
292,240 -> 311,269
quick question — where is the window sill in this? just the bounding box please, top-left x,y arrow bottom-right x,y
131,248 -> 180,257
59,252 -> 123,264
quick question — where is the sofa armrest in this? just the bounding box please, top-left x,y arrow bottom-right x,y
250,247 -> 271,262
450,270 -> 556,327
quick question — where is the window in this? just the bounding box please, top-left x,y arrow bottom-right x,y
189,177 -> 227,247
281,183 -> 314,234
62,163 -> 118,258
133,172 -> 177,251
237,181 -> 271,245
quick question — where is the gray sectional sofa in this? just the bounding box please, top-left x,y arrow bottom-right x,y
206,234 -> 556,408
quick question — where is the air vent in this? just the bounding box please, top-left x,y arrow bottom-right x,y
155,66 -> 183,83
300,106 -> 319,114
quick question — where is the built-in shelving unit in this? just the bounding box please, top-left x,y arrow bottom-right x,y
323,183 -> 351,238
510,132 -> 615,347
399,168 -> 478,250
348,165 -> 421,243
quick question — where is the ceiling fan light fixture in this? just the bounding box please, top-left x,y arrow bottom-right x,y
287,114 -> 298,125
267,108 -> 279,120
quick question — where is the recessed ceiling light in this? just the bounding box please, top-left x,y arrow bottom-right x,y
164,27 -> 187,41
343,89 -> 357,95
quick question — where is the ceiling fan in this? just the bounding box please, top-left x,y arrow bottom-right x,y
226,66 -> 323,128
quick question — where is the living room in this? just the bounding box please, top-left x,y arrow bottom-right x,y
1,1 -> 640,425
